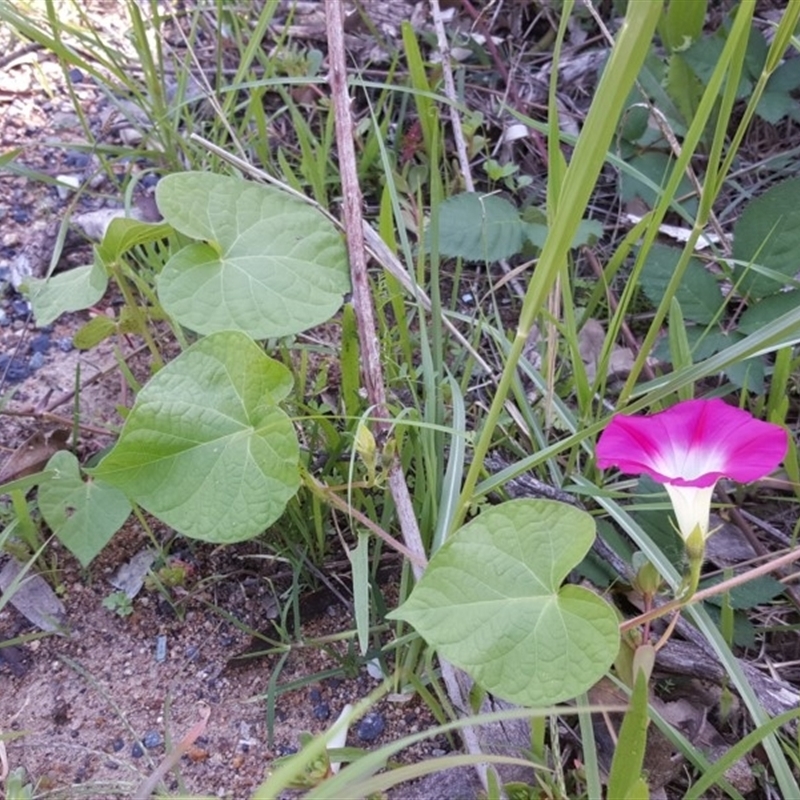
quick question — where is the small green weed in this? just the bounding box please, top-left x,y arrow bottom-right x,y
102,590 -> 134,617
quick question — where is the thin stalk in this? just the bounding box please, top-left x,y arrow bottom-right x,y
620,545 -> 800,633
325,0 -> 427,577
108,266 -> 164,369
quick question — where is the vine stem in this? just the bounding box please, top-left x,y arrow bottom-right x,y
620,546 -> 800,634
305,472 -> 426,569
324,0 -> 427,580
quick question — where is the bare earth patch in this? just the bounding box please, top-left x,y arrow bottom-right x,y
1,519 -> 447,797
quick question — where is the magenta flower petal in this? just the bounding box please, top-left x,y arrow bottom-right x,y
596,398 -> 787,488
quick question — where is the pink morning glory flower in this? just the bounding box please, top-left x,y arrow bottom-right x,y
596,398 -> 788,542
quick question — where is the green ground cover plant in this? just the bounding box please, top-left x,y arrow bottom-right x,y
3,0 -> 800,797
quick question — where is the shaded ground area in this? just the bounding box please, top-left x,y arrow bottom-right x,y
2,521 -> 449,797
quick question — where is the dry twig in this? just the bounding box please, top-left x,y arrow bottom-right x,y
133,702 -> 211,800
324,0 -> 427,579
431,0 -> 474,191
325,4 -> 504,792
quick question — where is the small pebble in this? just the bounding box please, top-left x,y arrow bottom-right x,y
64,150 -> 91,169
0,355 -> 31,382
143,730 -> 162,748
30,334 -> 51,354
0,310 -> 8,327
313,703 -> 331,721
29,351 -> 45,370
55,174 -> 81,199
356,712 -> 385,742
185,645 -> 200,661
111,737 -> 124,752
309,688 -> 322,703
11,208 -> 29,224
57,336 -> 74,352
68,68 -> 84,83
157,597 -> 176,618
11,299 -> 29,317
131,742 -> 144,758
155,634 -> 167,663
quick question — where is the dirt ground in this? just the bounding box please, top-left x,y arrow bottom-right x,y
0,518 -> 450,798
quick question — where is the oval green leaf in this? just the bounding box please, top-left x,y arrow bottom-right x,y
641,244 -> 723,325
90,331 -> 300,543
389,499 -> 619,706
155,172 -> 350,337
431,192 -> 525,262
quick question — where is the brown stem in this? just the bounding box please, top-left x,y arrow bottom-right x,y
325,0 -> 427,579
459,0 -> 518,107
459,0 -> 547,163
717,487 -> 800,611
0,409 -> 114,438
305,472 -> 426,570
620,546 -> 800,633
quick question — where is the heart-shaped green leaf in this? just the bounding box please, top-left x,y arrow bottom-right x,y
25,259 -> 108,327
91,331 -> 300,543
155,172 -> 350,338
39,451 -> 131,567
733,178 -> 800,299
390,499 -> 619,706
431,192 -> 526,262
